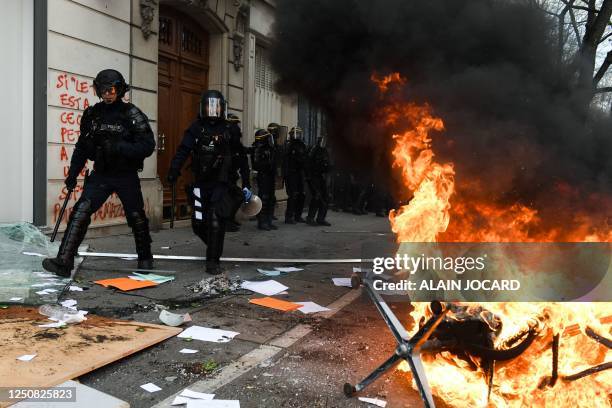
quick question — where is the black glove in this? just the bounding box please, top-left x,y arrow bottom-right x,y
65,174 -> 78,190
167,169 -> 180,184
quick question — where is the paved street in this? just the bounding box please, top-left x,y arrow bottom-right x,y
56,209 -> 425,407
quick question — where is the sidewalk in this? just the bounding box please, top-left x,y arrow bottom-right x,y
64,210 -> 396,407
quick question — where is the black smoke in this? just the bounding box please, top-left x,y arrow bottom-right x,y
270,0 -> 611,236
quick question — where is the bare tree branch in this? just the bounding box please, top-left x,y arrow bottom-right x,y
593,50 -> 612,86
568,6 -> 582,43
599,31 -> 612,43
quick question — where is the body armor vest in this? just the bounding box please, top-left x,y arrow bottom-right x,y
193,125 -> 233,182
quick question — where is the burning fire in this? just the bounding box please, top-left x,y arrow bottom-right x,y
373,73 -> 612,406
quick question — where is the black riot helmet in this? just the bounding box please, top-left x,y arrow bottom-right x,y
267,122 -> 280,140
93,69 -> 129,98
227,113 -> 240,124
199,90 -> 226,120
254,129 -> 273,146
288,126 -> 303,140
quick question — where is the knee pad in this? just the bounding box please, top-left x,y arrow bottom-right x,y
126,210 -> 147,229
71,199 -> 92,224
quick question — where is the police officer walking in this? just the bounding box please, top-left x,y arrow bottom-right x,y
251,129 -> 277,230
305,136 -> 332,226
166,90 -> 251,275
43,69 -> 156,276
282,127 -> 307,224
267,123 -> 282,221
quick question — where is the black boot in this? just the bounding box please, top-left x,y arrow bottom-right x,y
205,211 -> 225,275
306,217 -> 317,226
129,211 -> 154,270
267,214 -> 278,230
43,199 -> 91,277
206,261 -> 222,275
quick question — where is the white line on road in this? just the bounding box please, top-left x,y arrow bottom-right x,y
151,288 -> 363,408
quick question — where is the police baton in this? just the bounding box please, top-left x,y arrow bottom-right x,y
51,188 -> 72,243
170,182 -> 176,229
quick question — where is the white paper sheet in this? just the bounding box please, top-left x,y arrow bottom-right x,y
9,297 -> 23,301
180,389 -> 215,400
172,396 -> 191,405
257,269 -> 281,277
177,326 -> 240,343
195,211 -> 203,220
140,383 -> 162,393
274,267 -> 303,272
295,301 -> 331,314
332,278 -> 352,287
16,354 -> 36,362
240,280 -> 288,296
60,299 -> 77,309
179,348 -> 199,354
358,397 -> 387,407
186,401 -> 240,408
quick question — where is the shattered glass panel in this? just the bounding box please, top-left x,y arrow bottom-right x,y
0,223 -> 69,304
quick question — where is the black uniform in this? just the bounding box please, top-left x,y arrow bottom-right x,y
306,142 -> 331,225
168,118 -> 246,275
43,98 -> 155,276
282,138 -> 307,223
226,120 -> 251,231
251,134 -> 277,230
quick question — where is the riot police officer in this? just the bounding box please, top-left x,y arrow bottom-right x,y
252,129 -> 277,230
267,123 -> 282,221
167,90 -> 251,276
282,126 -> 307,224
42,69 -> 156,276
306,136 -> 332,226
226,113 -> 251,232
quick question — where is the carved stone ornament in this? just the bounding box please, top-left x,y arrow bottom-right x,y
232,0 -> 250,71
140,0 -> 158,39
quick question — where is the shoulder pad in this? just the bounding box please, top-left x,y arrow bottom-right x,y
125,104 -> 150,131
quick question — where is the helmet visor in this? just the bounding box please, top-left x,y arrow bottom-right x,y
202,97 -> 223,118
96,83 -> 117,96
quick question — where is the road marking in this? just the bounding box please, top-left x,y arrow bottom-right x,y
151,288 -> 362,408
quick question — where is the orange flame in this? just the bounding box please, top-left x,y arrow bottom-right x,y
375,73 -> 611,407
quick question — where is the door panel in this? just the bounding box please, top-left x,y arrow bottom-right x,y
158,7 -> 209,220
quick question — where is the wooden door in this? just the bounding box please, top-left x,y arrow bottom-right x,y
158,7 -> 209,219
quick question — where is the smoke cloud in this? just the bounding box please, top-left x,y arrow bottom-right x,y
270,0 -> 611,238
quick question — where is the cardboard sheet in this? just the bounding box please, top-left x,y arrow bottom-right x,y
0,306 -> 182,399
249,297 -> 303,312
94,277 -> 158,291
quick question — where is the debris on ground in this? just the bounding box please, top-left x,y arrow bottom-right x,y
159,309 -> 192,326
177,325 -> 239,343
187,275 -> 242,295
249,297 -> 303,312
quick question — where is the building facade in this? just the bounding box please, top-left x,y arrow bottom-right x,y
0,0 -> 298,231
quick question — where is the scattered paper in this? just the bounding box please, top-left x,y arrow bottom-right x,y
249,297 -> 303,312
172,396 -> 191,406
38,321 -> 67,328
131,272 -> 175,284
332,278 -> 352,287
36,288 -> 58,295
32,282 -> 56,287
179,348 -> 199,354
195,211 -> 203,220
241,280 -> 288,296
180,389 -> 215,400
295,301 -> 330,314
140,383 -> 162,393
9,297 -> 23,301
177,326 -> 239,343
274,267 -> 303,272
257,268 -> 281,277
17,354 -> 36,362
95,277 -> 158,291
358,397 -> 387,407
69,285 -> 83,291
60,299 -> 77,309
186,401 -> 240,408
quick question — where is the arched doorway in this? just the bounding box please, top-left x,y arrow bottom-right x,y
158,6 -> 210,220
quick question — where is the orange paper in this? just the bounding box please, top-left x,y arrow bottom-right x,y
249,297 -> 303,312
94,277 -> 158,291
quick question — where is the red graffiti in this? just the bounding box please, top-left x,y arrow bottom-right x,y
60,111 -> 81,125
60,127 -> 80,143
60,146 -> 69,161
59,94 -> 91,110
56,73 -> 91,94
